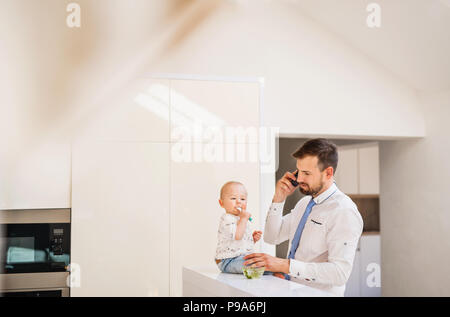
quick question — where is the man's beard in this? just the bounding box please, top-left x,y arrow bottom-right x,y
298,181 -> 324,196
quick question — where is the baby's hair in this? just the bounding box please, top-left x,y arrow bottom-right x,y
220,181 -> 246,200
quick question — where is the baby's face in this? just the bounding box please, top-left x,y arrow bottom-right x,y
219,184 -> 248,216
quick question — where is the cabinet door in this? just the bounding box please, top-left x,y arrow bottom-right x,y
0,143 -> 71,210
170,80 -> 260,143
359,145 -> 380,195
335,148 -> 358,195
170,152 -> 260,296
71,142 -> 170,296
359,234 -> 381,296
169,79 -> 261,296
76,78 -> 170,143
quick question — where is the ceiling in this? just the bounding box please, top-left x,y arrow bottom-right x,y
292,0 -> 450,93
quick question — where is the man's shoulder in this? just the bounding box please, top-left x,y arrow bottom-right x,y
327,191 -> 362,219
297,195 -> 312,206
291,195 -> 311,212
327,189 -> 356,207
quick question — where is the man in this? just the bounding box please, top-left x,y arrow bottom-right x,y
244,138 -> 363,296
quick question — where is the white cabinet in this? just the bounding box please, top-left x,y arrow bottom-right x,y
170,158 -> 260,296
0,143 -> 71,210
359,146 -> 380,195
345,239 -> 361,297
345,234 -> 381,297
335,148 -> 359,195
71,142 -> 170,296
170,80 -> 260,143
70,76 -> 262,296
76,78 -> 170,143
168,79 -> 261,296
335,143 -> 379,195
70,77 -> 172,296
359,234 -> 381,296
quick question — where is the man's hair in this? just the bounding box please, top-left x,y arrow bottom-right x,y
220,181 -> 246,200
292,138 -> 338,174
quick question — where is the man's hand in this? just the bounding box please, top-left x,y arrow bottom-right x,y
243,253 -> 290,274
273,171 -> 298,203
252,230 -> 262,243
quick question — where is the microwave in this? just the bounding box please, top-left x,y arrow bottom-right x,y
0,209 -> 71,274
0,209 -> 71,296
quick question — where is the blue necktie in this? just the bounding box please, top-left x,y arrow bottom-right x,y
285,198 -> 316,280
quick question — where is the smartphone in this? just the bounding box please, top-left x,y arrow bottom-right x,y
290,170 -> 299,187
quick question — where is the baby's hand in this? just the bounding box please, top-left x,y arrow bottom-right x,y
252,230 -> 262,243
237,206 -> 251,220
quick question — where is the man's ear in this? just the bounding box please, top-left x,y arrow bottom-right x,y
325,166 -> 334,179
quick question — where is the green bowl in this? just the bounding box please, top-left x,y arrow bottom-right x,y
242,266 -> 265,279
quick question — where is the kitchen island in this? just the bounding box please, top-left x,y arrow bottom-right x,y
183,266 -> 336,297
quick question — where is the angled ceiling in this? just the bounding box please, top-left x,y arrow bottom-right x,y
293,0 -> 450,93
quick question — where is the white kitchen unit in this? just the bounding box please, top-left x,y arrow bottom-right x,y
358,145 -> 380,195
334,142 -> 379,195
76,78 -> 171,143
169,78 -> 261,296
71,77 -> 172,296
170,80 -> 260,143
359,233 -> 381,296
71,142 -> 170,296
183,266 -> 335,297
334,147 -> 359,195
170,157 -> 260,297
0,143 -> 71,210
71,75 -> 263,296
344,234 -> 381,297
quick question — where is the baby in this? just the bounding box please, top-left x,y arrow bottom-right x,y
215,181 -> 262,273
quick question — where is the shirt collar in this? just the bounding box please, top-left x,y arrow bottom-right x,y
312,182 -> 337,205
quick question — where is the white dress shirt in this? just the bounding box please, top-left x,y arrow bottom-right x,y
264,182 -> 363,296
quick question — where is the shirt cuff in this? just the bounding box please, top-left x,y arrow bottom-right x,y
268,201 -> 285,215
289,259 -> 316,283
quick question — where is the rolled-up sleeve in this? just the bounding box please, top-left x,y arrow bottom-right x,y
263,201 -> 292,245
288,208 -> 363,286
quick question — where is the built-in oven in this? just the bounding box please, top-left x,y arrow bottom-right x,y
0,209 -> 71,297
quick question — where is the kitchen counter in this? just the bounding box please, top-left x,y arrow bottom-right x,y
183,266 -> 335,297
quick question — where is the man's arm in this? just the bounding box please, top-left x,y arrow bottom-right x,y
263,201 -> 292,245
288,208 -> 363,286
264,171 -> 298,245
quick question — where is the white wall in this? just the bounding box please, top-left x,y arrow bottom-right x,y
379,89 -> 450,296
152,1 -> 425,139
0,0 -> 424,151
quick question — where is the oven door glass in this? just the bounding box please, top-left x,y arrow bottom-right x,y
0,223 -> 70,274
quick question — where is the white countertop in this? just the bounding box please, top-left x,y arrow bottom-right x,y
183,266 -> 335,297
